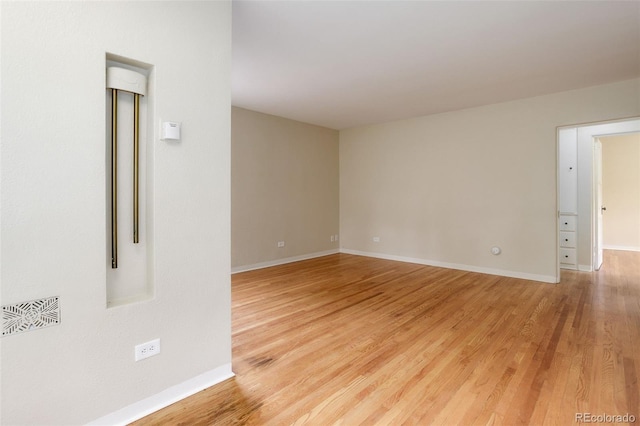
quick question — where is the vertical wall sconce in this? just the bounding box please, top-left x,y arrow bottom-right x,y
106,67 -> 147,268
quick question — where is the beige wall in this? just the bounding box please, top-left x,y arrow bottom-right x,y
231,107 -> 339,269
601,133 -> 640,250
340,78 -> 640,282
1,2 -> 231,424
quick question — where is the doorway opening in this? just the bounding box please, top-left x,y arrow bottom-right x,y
598,133 -> 640,254
557,118 -> 640,278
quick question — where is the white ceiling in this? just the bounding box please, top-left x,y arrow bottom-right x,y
232,1 -> 640,130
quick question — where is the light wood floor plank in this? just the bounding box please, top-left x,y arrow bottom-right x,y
133,251 -> 640,425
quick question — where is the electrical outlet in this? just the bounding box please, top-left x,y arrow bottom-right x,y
373,236 -> 380,243
330,235 -> 335,242
277,241 -> 285,248
334,234 -> 339,242
135,338 -> 161,361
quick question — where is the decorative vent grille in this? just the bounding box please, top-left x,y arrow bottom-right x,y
2,297 -> 60,337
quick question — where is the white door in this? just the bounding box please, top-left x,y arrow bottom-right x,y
594,139 -> 604,270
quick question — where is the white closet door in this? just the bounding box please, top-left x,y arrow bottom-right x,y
558,128 -> 578,214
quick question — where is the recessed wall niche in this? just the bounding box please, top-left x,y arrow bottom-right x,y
105,53 -> 155,307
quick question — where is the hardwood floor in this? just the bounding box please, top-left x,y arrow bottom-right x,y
134,251 -> 640,425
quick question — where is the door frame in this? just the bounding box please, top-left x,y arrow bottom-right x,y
594,138 -> 603,270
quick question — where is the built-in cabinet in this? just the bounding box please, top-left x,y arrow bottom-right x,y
558,128 -> 578,270
559,215 -> 577,269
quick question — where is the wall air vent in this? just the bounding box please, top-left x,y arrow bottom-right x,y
2,296 -> 60,337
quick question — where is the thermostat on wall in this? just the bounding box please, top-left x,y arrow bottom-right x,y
161,121 -> 181,141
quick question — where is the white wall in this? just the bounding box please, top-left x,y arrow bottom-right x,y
601,133 -> 640,251
231,107 -> 339,271
340,78 -> 640,282
1,2 -> 231,424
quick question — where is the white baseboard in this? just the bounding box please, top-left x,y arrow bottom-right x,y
231,249 -> 339,274
88,363 -> 234,426
603,245 -> 640,252
340,249 -> 558,284
578,264 -> 593,272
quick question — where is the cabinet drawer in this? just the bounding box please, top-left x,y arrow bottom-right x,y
560,248 -> 576,265
560,231 -> 576,248
559,215 -> 577,231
